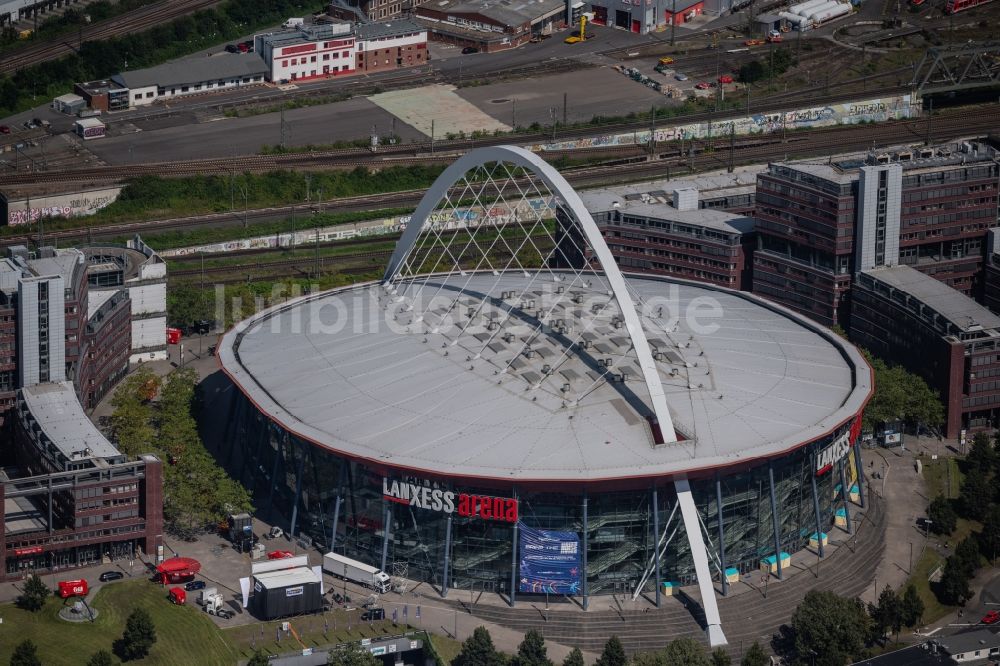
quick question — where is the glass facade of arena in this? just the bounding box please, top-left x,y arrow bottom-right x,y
223,392 -> 862,597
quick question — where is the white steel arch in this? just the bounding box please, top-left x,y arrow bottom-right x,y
383,146 -> 727,646
384,145 -> 678,445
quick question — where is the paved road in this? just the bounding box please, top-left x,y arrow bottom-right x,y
86,97 -> 427,163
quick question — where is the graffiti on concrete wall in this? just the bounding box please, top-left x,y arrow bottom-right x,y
7,187 -> 122,226
160,196 -> 557,258
530,94 -> 913,151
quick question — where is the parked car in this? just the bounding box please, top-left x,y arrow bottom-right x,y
361,608 -> 385,622
185,580 -> 207,591
99,571 -> 124,582
718,74 -> 734,84
982,610 -> 1000,624
0,125 -> 10,134
332,591 -> 346,604
22,120 -> 35,129
674,72 -> 688,81
225,44 -> 239,53
238,42 -> 249,52
658,56 -> 674,65
461,47 -> 478,54
695,82 -> 711,89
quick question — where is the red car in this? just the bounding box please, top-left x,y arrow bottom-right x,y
718,74 -> 734,84
695,82 -> 711,90
267,550 -> 294,560
0,125 -> 10,134
982,610 -> 1000,624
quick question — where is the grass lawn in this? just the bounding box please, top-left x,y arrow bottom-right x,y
428,633 -> 465,664
906,546 -> 953,625
1,579 -> 465,664
0,579 -> 238,665
924,457 -> 962,500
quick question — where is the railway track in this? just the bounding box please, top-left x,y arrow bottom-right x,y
0,0 -> 221,74
1,109 -> 995,251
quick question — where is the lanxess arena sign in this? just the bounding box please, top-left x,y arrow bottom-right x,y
382,478 -> 518,523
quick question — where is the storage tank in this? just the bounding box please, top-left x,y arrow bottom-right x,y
788,0 -> 826,14
813,2 -> 851,22
806,1 -> 840,19
779,11 -> 809,26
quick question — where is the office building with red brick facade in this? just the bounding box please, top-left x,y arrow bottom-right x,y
851,265 -> 1000,438
752,141 -> 1000,327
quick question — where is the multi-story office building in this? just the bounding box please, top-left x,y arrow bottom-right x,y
983,229 -> 1000,314
753,141 -> 1000,326
0,240 -> 165,580
3,382 -> 163,580
851,265 -> 1000,437
0,246 -> 131,417
578,188 -> 755,290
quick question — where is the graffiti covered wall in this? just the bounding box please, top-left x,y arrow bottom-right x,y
530,94 -> 914,151
160,196 -> 556,258
5,186 -> 123,226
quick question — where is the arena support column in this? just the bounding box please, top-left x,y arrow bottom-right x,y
442,515 -> 452,598
381,504 -> 392,573
839,460 -> 854,535
288,442 -> 306,538
652,487 -> 661,608
853,440 -> 867,509
716,475 -> 728,596
510,503 -> 519,608
582,490 -> 589,611
674,477 -> 727,647
266,433 -> 285,510
810,462 -> 826,558
329,464 -> 347,552
768,463 -> 783,581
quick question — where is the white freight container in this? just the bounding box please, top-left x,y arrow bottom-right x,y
322,553 -> 391,593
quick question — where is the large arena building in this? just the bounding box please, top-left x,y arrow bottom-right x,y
218,147 -> 872,645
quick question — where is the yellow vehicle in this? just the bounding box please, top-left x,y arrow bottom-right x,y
658,56 -> 675,65
18,29 -> 32,39
564,14 -> 587,44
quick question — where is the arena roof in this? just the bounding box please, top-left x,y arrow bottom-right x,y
220,272 -> 870,483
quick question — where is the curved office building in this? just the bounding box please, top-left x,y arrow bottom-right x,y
217,147 -> 872,644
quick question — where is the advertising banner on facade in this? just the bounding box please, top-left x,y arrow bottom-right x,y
518,524 -> 581,595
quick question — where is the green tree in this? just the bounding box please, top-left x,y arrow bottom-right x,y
968,432 -> 997,472
927,496 -> 957,535
157,367 -> 200,461
513,629 -> 553,666
10,640 -> 41,666
563,648 -> 585,666
981,505 -> 1000,563
109,365 -> 160,456
937,555 -> 973,605
711,648 -> 731,666
860,351 -> 944,432
596,636 -> 628,666
453,627 -> 505,666
16,574 -> 49,612
738,60 -> 765,83
87,650 -> 114,666
740,642 -> 768,666
900,584 -> 924,628
873,587 -> 902,641
662,637 -> 709,665
790,590 -> 871,666
117,607 -> 157,661
327,642 -> 380,666
959,468 -> 991,521
955,535 -> 981,576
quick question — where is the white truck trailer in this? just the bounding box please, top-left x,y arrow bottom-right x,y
323,553 -> 391,593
